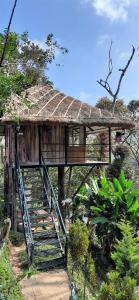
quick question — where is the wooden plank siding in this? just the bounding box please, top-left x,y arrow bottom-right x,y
17,125 -> 39,165
16,124 -> 87,166
40,124 -> 65,165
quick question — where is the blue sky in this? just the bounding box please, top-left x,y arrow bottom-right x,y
1,0 -> 139,105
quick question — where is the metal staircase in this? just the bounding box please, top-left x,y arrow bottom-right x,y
16,157 -> 67,270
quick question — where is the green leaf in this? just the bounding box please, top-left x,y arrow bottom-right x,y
90,206 -> 103,213
128,198 -> 138,212
92,217 -> 108,224
113,178 -> 123,194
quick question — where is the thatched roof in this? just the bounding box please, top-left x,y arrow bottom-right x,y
2,85 -> 134,128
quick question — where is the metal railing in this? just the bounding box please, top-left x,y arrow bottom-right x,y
41,155 -> 67,256
16,157 -> 34,265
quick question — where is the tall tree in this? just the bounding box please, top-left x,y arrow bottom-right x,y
127,100 -> 139,118
0,31 -> 68,114
96,97 -> 128,114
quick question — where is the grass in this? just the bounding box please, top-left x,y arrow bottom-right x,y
0,243 -> 23,300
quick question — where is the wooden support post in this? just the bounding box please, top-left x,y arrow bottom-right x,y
66,166 -> 72,198
109,127 -> 112,164
4,125 -> 16,230
58,166 -> 65,219
38,125 -> 41,165
65,126 -> 68,164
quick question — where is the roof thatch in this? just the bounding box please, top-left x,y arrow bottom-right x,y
2,85 -> 134,128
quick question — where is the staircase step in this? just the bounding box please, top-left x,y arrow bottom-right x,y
30,213 -> 49,220
27,198 -> 47,204
25,193 -> 44,198
34,238 -> 60,247
22,167 -> 40,173
34,247 -> 61,257
33,230 -> 57,239
24,186 -> 43,191
31,221 -> 53,228
28,206 -> 48,211
36,257 -> 66,271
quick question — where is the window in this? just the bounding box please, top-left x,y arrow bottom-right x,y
68,126 -> 84,146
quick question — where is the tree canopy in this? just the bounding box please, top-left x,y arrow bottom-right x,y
0,30 -> 68,114
95,97 -> 128,114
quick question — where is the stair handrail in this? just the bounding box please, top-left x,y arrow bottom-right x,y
16,156 -> 34,264
41,155 -> 67,239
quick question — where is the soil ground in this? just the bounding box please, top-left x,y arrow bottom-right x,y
10,245 -> 70,300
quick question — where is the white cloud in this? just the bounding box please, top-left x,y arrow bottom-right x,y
84,0 -> 137,21
97,34 -> 110,46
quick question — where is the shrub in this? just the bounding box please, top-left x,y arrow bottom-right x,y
99,271 -> 136,300
9,231 -> 24,246
111,221 -> 139,283
0,244 -> 23,300
69,219 -> 89,270
86,253 -> 97,288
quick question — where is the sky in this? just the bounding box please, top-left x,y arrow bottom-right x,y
0,0 -> 139,105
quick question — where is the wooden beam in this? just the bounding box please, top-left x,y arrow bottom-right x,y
58,166 -> 65,219
4,125 -> 16,230
109,127 -> 112,164
66,166 -> 72,197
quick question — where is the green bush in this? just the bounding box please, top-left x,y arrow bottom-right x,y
86,253 -> 97,288
111,221 -> 139,283
99,271 -> 137,300
9,231 -> 24,246
0,244 -> 23,300
69,219 -> 89,269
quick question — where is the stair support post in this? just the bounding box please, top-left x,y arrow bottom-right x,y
58,166 -> 65,221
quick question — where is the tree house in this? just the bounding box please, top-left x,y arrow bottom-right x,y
1,85 -> 134,229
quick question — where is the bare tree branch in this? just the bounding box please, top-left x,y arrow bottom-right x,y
97,41 -> 114,98
0,0 -> 18,68
106,40 -> 113,83
112,45 -> 135,113
97,43 -> 135,114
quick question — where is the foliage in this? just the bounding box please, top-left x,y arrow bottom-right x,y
75,170 -> 139,263
85,253 -> 97,288
107,145 -> 132,179
96,97 -> 128,114
125,128 -> 139,168
9,231 -> 24,246
0,30 -> 68,114
98,271 -> 137,300
69,219 -> 89,269
111,221 -> 139,283
69,220 -> 97,299
127,100 -> 139,117
94,170 -> 139,218
0,244 -> 23,300
68,253 -> 95,300
84,170 -> 139,225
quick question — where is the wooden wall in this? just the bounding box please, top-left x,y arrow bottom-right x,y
16,123 -> 86,165
67,126 -> 86,163
17,125 -> 39,165
40,124 -> 65,164
67,145 -> 85,163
